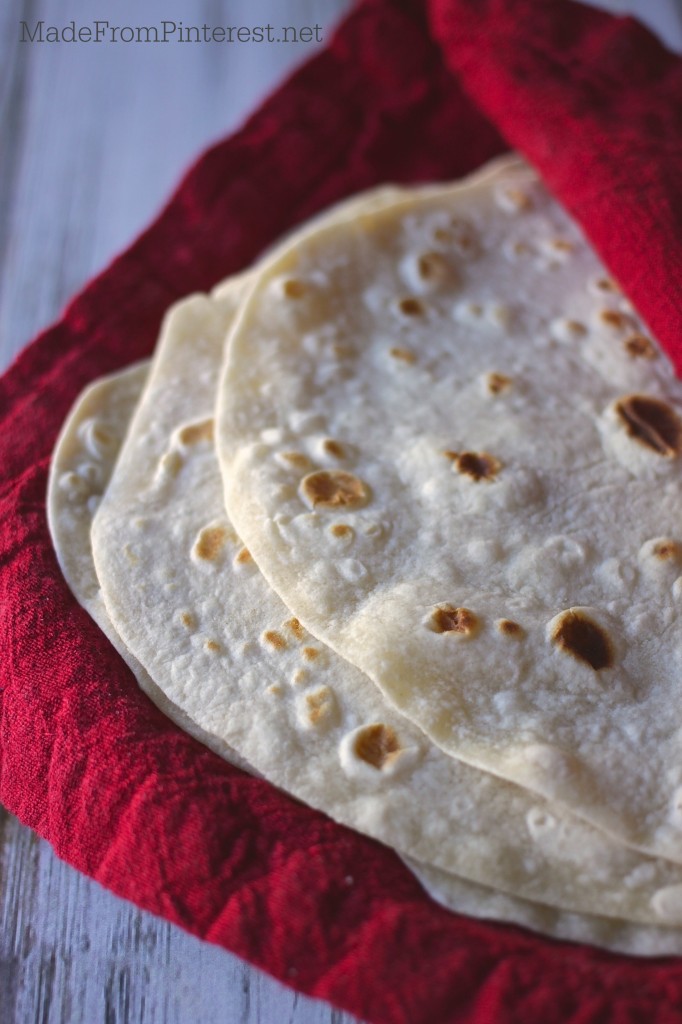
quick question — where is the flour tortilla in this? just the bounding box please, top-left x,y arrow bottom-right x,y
218,156 -> 682,864
46,361 -> 250,770
87,273 -> 682,930
51,355 -> 682,955
51,361 -> 682,956
402,855 -> 682,957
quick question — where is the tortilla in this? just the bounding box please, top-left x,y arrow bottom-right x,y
46,361 -> 251,770
403,855 -> 682,957
87,276 -> 682,929
217,156 -> 682,863
50,352 -> 682,955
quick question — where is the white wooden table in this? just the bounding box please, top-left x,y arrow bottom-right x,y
1,1 -> 681,1021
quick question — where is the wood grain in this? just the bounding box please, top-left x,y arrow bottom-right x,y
1,0 -> 681,1021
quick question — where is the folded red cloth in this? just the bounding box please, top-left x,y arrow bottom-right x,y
429,0 -> 682,372
1,2 -> 681,1022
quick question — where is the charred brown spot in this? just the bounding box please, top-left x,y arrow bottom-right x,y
497,618 -> 524,638
322,439 -> 345,459
354,724 -> 401,770
287,618 -> 305,640
431,605 -> 479,637
280,451 -> 311,470
486,372 -> 512,395
397,297 -> 424,316
205,640 -> 222,653
416,251 -> 450,281
263,630 -> 287,650
92,424 -> 114,444
595,277 -> 620,293
195,525 -> 228,560
180,612 -> 196,629
332,343 -> 355,359
653,540 -> 681,561
550,610 -> 613,671
330,523 -> 353,538
624,334 -> 657,360
615,395 -> 682,457
179,419 -> 214,445
390,347 -> 416,364
306,687 -> 337,727
302,646 -> 321,661
599,310 -> 630,330
235,547 -> 252,564
282,278 -> 306,299
550,239 -> 573,252
563,320 -> 587,338
445,450 -> 502,482
300,470 -> 369,510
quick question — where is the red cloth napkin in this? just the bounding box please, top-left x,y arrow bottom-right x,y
2,2 -> 682,1021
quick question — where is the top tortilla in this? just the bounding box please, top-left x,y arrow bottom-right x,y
87,260 -> 682,929
217,156 -> 682,864
48,335 -> 682,954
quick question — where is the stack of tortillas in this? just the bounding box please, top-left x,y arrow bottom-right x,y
48,155 -> 682,956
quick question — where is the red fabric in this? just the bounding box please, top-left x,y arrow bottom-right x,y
2,1 -> 682,1021
429,0 -> 682,369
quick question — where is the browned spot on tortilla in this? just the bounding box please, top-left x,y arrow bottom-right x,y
268,684 -> 284,697
390,347 -> 416,364
302,646 -> 321,661
550,610 -> 613,671
595,276 -> 620,293
416,251 -> 451,282
433,227 -> 452,244
287,618 -> 305,641
282,278 -> 306,299
653,539 -> 682,561
280,451 -> 311,470
354,724 -> 401,769
332,343 -> 354,359
180,612 -> 196,629
431,605 -> 479,637
503,187 -> 532,210
300,470 -> 369,510
550,239 -> 573,252
615,395 -> 682,457
92,424 -> 113,444
624,334 -> 657,360
322,439 -> 345,459
235,546 -> 252,564
330,523 -> 353,538
306,687 -> 338,727
486,372 -> 512,395
397,297 -> 424,316
565,320 -> 587,337
263,630 -> 287,650
497,618 -> 524,638
599,309 -> 630,330
195,525 -> 228,561
444,450 -> 502,481
179,419 -> 214,445
205,640 -> 222,653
